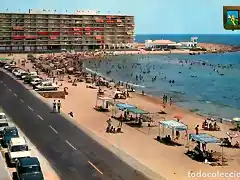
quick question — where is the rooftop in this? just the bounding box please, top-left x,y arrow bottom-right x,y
10,137 -> 26,146
0,9 -> 133,17
151,40 -> 176,45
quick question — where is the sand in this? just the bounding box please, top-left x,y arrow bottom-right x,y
8,54 -> 240,180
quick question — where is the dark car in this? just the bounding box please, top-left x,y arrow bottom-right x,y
16,157 -> 44,180
2,127 -> 19,148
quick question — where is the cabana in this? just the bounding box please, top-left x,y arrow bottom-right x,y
189,133 -> 221,144
158,120 -> 188,144
187,133 -> 223,164
127,107 -> 153,125
115,103 -> 136,111
94,96 -> 113,112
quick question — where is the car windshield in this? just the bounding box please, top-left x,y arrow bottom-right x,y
0,123 -> 8,127
4,129 -> 18,136
0,115 -> 6,119
11,145 -> 28,152
20,165 -> 41,174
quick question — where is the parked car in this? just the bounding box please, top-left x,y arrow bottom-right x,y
21,72 -> 37,80
2,126 -> 19,148
13,69 -> 26,78
30,77 -> 42,87
7,137 -> 31,166
36,82 -> 59,91
4,64 -> 10,70
23,75 -> 39,84
15,157 -> 44,180
0,113 -> 8,137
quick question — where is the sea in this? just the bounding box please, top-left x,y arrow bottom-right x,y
84,34 -> 240,121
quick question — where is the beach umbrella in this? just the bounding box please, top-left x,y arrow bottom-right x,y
233,117 -> 240,122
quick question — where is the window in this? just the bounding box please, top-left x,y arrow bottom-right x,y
11,145 -> 28,152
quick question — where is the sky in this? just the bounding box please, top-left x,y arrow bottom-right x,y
1,0 -> 240,34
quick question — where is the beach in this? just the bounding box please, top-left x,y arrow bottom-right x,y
3,52 -> 240,180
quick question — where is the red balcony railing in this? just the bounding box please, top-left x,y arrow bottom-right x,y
37,32 -> 48,35
12,35 -> 25,40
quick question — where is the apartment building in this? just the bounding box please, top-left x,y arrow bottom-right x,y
0,9 -> 135,52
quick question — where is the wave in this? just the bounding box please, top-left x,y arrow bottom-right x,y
120,81 -> 145,88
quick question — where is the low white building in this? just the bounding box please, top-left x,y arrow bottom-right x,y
179,37 -> 198,49
145,40 -> 179,50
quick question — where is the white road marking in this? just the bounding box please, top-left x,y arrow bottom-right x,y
49,126 -> 58,134
88,161 -> 103,175
8,88 -> 11,92
20,99 -> 24,103
3,83 -> 6,86
14,93 -> 17,97
0,80 -> 2,83
28,106 -> 33,111
37,114 -> 44,120
65,140 -> 77,150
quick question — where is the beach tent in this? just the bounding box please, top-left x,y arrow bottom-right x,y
159,120 -> 188,141
160,120 -> 188,131
115,103 -> 136,111
188,133 -> 223,164
127,107 -> 149,115
189,133 -> 221,144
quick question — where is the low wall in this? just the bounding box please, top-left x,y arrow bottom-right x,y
37,90 -> 65,99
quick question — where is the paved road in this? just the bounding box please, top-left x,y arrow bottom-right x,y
0,69 -> 153,180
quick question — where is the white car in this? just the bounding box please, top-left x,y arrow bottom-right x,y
30,77 -> 42,86
21,71 -> 38,80
7,137 -> 31,166
4,64 -> 10,69
13,69 -> 26,77
0,113 -> 8,136
36,82 -> 59,91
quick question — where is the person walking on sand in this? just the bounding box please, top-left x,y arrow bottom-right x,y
195,125 -> 199,135
57,100 -> 61,113
52,100 -> 56,113
169,96 -> 172,106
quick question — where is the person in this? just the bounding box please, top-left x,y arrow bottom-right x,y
209,123 -> 213,131
68,111 -> 74,117
52,100 -> 56,113
57,100 -> 61,113
169,97 -> 172,106
176,130 -> 180,140
202,120 -> 208,129
106,118 -> 112,126
195,125 -> 199,135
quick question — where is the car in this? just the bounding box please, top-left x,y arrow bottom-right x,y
30,77 -> 42,87
7,137 -> 31,166
24,75 -> 39,84
2,127 -> 19,148
0,113 -> 8,137
36,82 -> 59,91
13,69 -> 26,77
15,157 -> 44,180
4,64 -> 10,70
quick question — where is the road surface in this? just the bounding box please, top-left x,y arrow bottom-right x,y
0,69 -> 153,180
